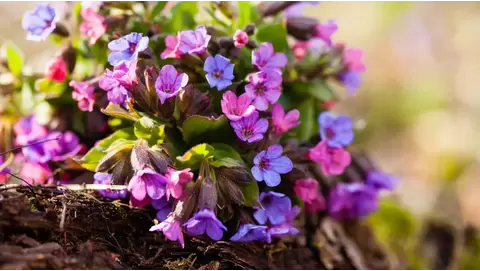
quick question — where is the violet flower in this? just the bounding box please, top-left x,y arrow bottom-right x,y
366,171 -> 399,191
165,167 -> 193,200
161,35 -> 181,59
184,209 -> 227,240
69,80 -> 95,112
44,131 -> 82,161
338,71 -> 362,96
245,71 -> 282,111
152,197 -> 173,221
22,4 -> 58,42
230,224 -> 271,243
252,42 -> 288,72
80,7 -> 107,45
178,25 -> 211,55
22,143 -> 51,163
204,54 -> 235,91
251,144 -> 293,187
230,111 -> 268,143
155,64 -> 189,104
315,19 -> 338,46
128,166 -> 168,202
107,32 -> 149,66
318,111 -> 354,148
268,206 -> 300,238
254,191 -> 292,225
93,172 -> 128,199
150,214 -> 185,248
328,182 -> 378,220
308,140 -> 351,176
99,60 -> 137,105
271,104 -> 300,134
284,1 -> 320,17
221,91 -> 255,121
233,30 -> 248,49
13,116 -> 48,146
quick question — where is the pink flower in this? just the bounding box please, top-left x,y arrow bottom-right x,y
315,20 -> 337,46
165,167 -> 193,200
155,64 -> 189,104
150,214 -> 185,248
245,71 -> 282,111
233,30 -> 248,49
45,56 -> 67,82
305,196 -> 326,213
252,42 -> 288,72
308,140 -> 351,176
271,104 -> 300,134
161,35 -> 181,59
20,162 -> 52,185
70,80 -> 95,112
292,41 -> 309,60
294,178 -> 319,203
178,25 -> 211,55
79,7 -> 106,45
230,111 -> 268,143
221,91 -> 255,121
344,48 -> 366,72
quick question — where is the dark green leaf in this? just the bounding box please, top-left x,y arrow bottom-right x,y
291,99 -> 317,142
96,144 -> 133,172
134,116 -> 165,145
210,143 -> 244,168
255,23 -> 289,53
2,43 -> 23,76
181,115 -> 234,146
290,80 -> 335,101
102,103 -> 139,121
176,143 -> 214,170
240,181 -> 260,207
150,2 -> 167,20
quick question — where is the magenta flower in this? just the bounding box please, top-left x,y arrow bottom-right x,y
221,91 -> 255,121
70,80 -> 95,112
293,178 -> 319,204
366,171 -> 399,191
108,32 -> 149,66
230,111 -> 268,143
254,192 -> 292,225
328,182 -> 378,220
204,54 -> 235,91
45,56 -> 67,82
304,196 -> 326,213
245,71 -> 282,111
178,25 -> 211,55
94,172 -> 128,199
252,42 -> 288,72
165,167 -> 193,200
13,116 -> 48,146
318,112 -> 354,148
128,166 -> 168,202
152,197 -> 173,221
22,4 -> 58,42
315,19 -> 337,46
344,48 -> 366,72
99,60 -> 137,105
308,140 -> 351,176
230,224 -> 271,243
150,214 -> 185,248
155,65 -> 189,104
184,209 -> 227,240
233,30 -> 248,49
161,35 -> 181,59
44,131 -> 82,161
79,7 -> 106,45
251,144 -> 293,187
271,104 -> 300,134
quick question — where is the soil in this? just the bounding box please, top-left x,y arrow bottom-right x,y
0,185 -> 392,270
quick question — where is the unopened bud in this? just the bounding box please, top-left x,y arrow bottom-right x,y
259,1 -> 298,18
131,139 -> 150,171
244,24 -> 255,36
199,177 -> 217,210
286,16 -> 319,41
216,2 -> 238,19
52,22 -> 70,37
218,36 -> 234,49
245,40 -> 258,50
60,43 -> 76,73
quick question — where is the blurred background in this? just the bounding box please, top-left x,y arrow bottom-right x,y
2,1 -> 480,267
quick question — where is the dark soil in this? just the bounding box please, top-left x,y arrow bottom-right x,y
0,185 -> 392,270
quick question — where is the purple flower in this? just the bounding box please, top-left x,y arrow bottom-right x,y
107,32 -> 149,66
150,214 -> 185,248
254,191 -> 292,225
184,209 -> 227,240
315,20 -> 338,46
268,206 -> 300,238
338,71 -> 362,96
230,224 -> 271,243
13,116 -> 48,146
230,111 -> 268,143
69,80 -> 95,112
128,166 -> 168,202
44,131 -> 82,161
22,4 -> 58,42
284,2 -> 320,17
221,91 -> 255,121
328,182 -> 378,220
99,60 -> 137,105
152,197 -> 173,221
252,42 -> 288,72
245,71 -> 282,111
318,112 -> 354,148
204,54 -> 235,91
251,144 -> 293,187
22,143 -> 51,163
178,25 -> 211,55
93,172 -> 128,199
366,171 -> 399,191
155,65 -> 189,104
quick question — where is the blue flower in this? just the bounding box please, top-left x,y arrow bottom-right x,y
251,144 -> 293,187
328,182 -> 378,220
338,71 -> 362,96
184,209 -> 227,240
366,171 -> 399,191
254,191 -> 292,225
318,111 -> 354,148
22,4 -> 58,42
204,54 -> 234,91
152,197 -> 173,222
93,172 -> 128,200
107,32 -> 149,66
230,224 -> 271,243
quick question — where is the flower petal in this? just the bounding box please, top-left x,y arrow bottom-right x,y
251,166 -> 263,181
263,170 -> 281,187
270,156 -> 293,174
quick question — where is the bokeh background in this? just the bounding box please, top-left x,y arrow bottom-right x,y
2,1 -> 480,267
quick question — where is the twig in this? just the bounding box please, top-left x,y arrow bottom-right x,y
0,137 -> 60,157
0,183 -> 128,191
59,199 -> 67,231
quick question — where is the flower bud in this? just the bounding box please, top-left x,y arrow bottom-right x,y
245,40 -> 258,50
218,36 -> 234,49
52,22 -> 70,37
259,1 -> 298,18
244,23 -> 255,36
175,85 -> 214,125
147,146 -> 171,174
233,30 -> 248,49
131,139 -> 150,171
198,177 -> 217,210
172,181 -> 201,221
60,43 -> 76,74
216,1 -> 238,19
286,16 -> 319,41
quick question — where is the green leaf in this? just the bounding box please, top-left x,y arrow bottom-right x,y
291,99 -> 317,142
35,78 -> 66,97
255,23 -> 289,53
90,41 -> 108,65
134,116 -> 165,146
237,2 -> 251,29
210,143 -> 244,168
2,43 -> 23,76
168,2 -> 198,31
176,143 -> 214,170
150,2 -> 167,20
182,115 -> 234,146
240,181 -> 259,207
210,157 -> 244,168
289,80 -> 335,101
102,103 -> 139,121
79,127 -> 136,171
19,82 -> 34,115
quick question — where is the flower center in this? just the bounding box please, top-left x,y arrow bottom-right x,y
242,128 -> 253,138
255,84 -> 265,94
259,159 -> 269,170
214,70 -> 223,78
129,42 -> 137,52
325,127 -> 335,139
